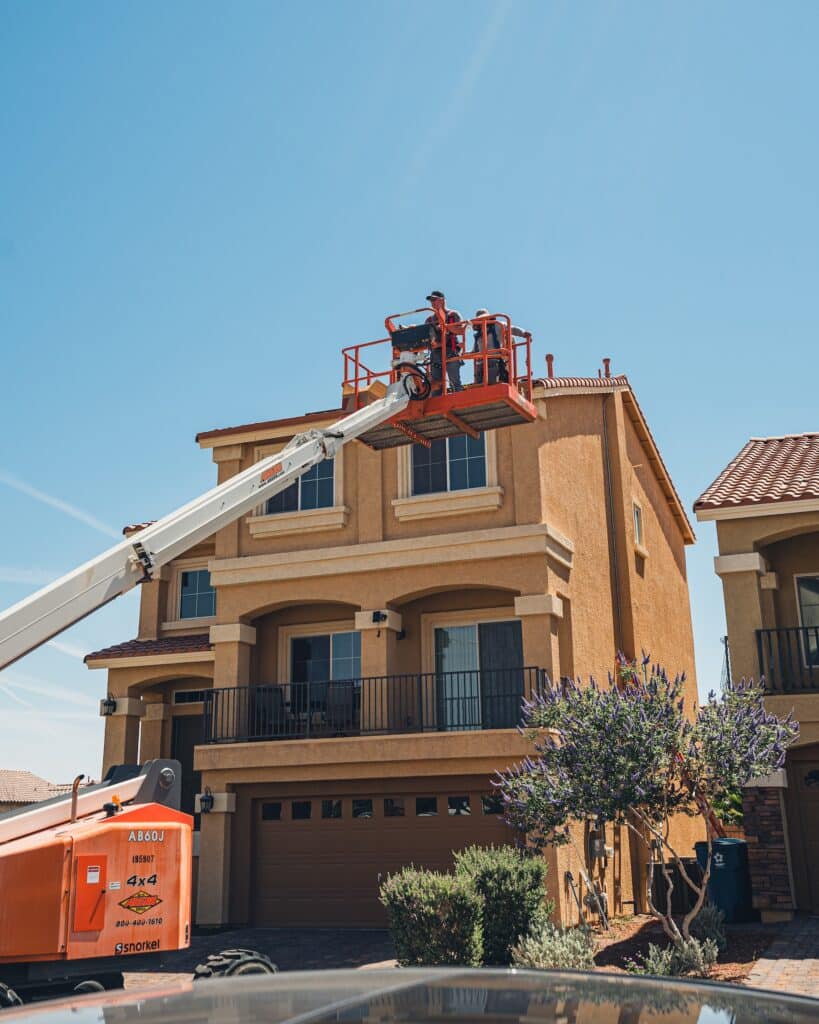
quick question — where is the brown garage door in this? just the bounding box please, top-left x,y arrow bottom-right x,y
787,745 -> 819,913
252,776 -> 513,926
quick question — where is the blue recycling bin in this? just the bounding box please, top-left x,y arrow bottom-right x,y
694,838 -> 756,923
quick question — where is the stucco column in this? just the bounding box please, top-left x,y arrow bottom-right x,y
514,594 -> 563,689
139,698 -> 170,762
100,697 -> 144,777
715,553 -> 768,683
210,624 -> 257,688
195,790 -> 236,926
355,610 -> 402,731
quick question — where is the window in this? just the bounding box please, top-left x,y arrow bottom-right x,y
179,569 -> 216,619
448,795 -> 471,816
291,631 -> 361,684
416,796 -> 438,817
261,801 -> 282,821
173,689 -> 207,705
384,798 -> 405,818
412,435 -> 486,496
352,799 -> 373,819
322,799 -> 342,819
266,459 -> 334,514
292,800 -> 312,820
633,503 -> 644,548
482,793 -> 504,815
797,576 -> 819,667
434,619 -> 524,730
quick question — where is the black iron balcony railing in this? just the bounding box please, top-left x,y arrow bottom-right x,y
202,666 -> 545,744
756,627 -> 819,694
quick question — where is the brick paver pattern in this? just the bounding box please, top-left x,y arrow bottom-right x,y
745,915 -> 819,997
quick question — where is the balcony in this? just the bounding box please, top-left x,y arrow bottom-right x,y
756,627 -> 819,694
202,666 -> 544,744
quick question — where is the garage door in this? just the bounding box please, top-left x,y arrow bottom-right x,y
252,777 -> 513,926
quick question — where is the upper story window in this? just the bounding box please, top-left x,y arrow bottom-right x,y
290,630 -> 361,682
411,435 -> 486,496
266,459 -> 334,515
796,576 -> 819,666
633,502 -> 644,547
179,569 -> 216,619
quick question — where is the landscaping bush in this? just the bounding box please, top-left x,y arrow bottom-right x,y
689,902 -> 727,954
626,937 -> 718,978
511,921 -> 596,970
379,866 -> 483,966
454,844 -> 553,964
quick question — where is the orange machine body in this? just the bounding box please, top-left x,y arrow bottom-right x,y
0,803 -> 191,966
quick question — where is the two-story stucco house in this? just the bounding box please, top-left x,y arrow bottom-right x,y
695,433 -> 819,918
86,364 -> 699,929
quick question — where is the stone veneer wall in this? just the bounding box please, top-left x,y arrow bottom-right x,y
742,786 -> 794,913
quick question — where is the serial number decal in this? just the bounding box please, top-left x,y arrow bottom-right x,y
118,890 -> 163,915
127,873 -> 158,887
128,830 -> 165,842
115,940 -> 160,955
132,854 -> 154,864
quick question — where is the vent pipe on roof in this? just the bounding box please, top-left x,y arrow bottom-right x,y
545,354 -> 554,379
603,358 -> 611,378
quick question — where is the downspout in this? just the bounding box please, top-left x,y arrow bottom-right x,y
601,394 -> 624,655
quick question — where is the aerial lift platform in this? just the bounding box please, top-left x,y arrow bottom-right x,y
0,306 -> 536,1005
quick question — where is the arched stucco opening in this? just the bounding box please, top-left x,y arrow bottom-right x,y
250,601 -> 361,685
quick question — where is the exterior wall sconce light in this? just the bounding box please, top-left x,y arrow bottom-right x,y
371,611 -> 387,624
199,787 -> 214,814
100,695 -> 117,717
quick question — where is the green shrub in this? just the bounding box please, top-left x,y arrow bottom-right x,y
511,921 -> 596,970
689,902 -> 727,954
626,937 -> 718,978
454,845 -> 552,965
379,867 -> 483,966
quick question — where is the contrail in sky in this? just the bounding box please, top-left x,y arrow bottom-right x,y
0,471 -> 119,538
47,639 -> 88,659
0,671 -> 97,709
0,684 -> 33,708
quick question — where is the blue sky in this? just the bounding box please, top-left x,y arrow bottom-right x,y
2,2 -> 817,781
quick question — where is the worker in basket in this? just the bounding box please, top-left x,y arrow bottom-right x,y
425,289 -> 464,394
472,309 -> 529,385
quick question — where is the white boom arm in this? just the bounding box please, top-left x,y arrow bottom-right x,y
0,382 -> 411,670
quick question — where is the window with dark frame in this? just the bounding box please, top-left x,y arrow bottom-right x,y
416,796 -> 438,817
384,798 -> 405,818
481,793 -> 504,815
411,435 -> 486,496
352,799 -> 373,819
261,801 -> 282,821
448,795 -> 471,816
266,458 -> 334,514
179,568 -> 216,619
797,576 -> 819,667
321,799 -> 342,819
292,800 -> 312,820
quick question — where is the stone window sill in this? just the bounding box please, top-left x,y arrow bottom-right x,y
248,505 -> 350,538
392,486 -> 504,522
634,542 -> 650,560
162,616 -> 216,632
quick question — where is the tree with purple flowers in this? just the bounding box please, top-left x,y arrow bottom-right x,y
495,658 -> 798,942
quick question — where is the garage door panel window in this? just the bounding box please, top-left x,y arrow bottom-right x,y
448,795 -> 471,816
482,793 -> 504,815
292,800 -> 312,820
353,799 -> 373,819
322,799 -> 342,819
261,801 -> 282,821
416,797 -> 438,817
384,798 -> 405,818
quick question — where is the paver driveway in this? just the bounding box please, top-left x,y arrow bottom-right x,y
745,915 -> 819,998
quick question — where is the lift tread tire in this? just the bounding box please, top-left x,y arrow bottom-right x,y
193,948 -> 278,980
0,983 -> 23,1009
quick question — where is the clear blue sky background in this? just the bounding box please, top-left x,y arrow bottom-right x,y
2,2 -> 817,781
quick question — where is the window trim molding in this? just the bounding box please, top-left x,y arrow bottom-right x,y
277,618 -> 359,684
420,606 -> 518,674
397,430 -> 497,499
249,443 -> 345,535
394,431 -> 501,520
632,500 -> 649,559
166,557 -> 216,626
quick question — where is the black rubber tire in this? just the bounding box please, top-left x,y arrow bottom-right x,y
73,980 -> 106,995
0,983 -> 23,1009
193,948 -> 278,980
396,363 -> 431,401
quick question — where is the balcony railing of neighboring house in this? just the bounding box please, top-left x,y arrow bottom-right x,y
756,627 -> 819,694
202,666 -> 545,744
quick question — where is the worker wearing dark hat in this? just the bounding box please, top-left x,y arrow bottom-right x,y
425,290 -> 463,394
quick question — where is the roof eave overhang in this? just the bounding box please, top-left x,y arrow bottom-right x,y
695,497 -> 819,522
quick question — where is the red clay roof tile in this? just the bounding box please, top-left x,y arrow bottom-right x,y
695,433 -> 819,512
84,634 -> 212,663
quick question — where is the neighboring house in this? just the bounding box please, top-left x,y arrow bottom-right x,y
0,771 -> 71,814
695,432 -> 819,918
86,366 -> 699,928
